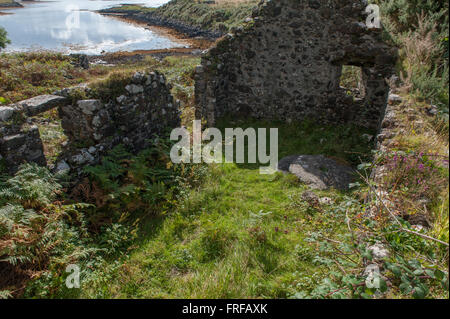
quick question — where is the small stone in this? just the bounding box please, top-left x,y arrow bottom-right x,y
0,107 -> 15,122
388,94 -> 402,105
412,225 -> 424,232
132,72 -> 145,84
77,99 -> 102,115
88,146 -> 96,154
368,243 -> 389,260
72,150 -> 95,165
54,160 -> 70,174
71,153 -> 86,165
319,197 -> 334,205
195,65 -> 204,73
116,95 -> 127,104
125,84 -> 144,95
426,104 -> 439,116
92,115 -> 102,127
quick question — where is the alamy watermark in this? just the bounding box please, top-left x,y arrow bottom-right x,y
65,264 -> 80,289
365,264 -> 381,289
65,4 -> 80,30
170,120 -> 278,174
365,4 -> 381,29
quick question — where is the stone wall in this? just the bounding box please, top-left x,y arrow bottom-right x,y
0,95 -> 67,173
195,0 -> 397,129
0,71 -> 181,175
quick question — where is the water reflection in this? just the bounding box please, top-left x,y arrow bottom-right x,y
0,0 -> 182,54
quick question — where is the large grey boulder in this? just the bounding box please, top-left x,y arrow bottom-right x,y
16,95 -> 68,116
277,155 -> 355,190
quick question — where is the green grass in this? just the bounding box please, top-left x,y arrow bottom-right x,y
36,109 -> 67,165
79,119 -> 374,298
0,0 -> 15,5
99,4 -> 156,14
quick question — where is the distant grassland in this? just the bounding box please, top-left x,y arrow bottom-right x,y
102,0 -> 259,34
0,52 -> 109,104
155,0 -> 259,30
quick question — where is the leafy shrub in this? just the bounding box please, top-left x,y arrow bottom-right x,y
290,196 -> 449,299
0,164 -> 137,298
0,163 -> 61,208
82,138 -> 208,217
0,26 -> 10,51
373,0 -> 449,111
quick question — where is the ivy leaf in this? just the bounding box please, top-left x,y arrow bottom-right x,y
412,286 -> 426,299
434,269 -> 445,281
361,249 -> 372,260
360,292 -> 372,299
379,278 -> 388,293
399,283 -> 412,294
425,269 -> 436,279
408,259 -> 421,269
413,269 -> 424,276
390,265 -> 402,277
400,275 -> 411,284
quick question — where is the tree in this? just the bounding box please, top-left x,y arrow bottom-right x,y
0,26 -> 10,51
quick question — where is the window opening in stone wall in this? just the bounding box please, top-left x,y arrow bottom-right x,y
339,65 -> 365,101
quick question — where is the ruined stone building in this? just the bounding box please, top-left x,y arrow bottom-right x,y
1,0 -> 397,174
195,0 -> 397,129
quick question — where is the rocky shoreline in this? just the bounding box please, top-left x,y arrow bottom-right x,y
99,10 -> 224,40
0,1 -> 23,9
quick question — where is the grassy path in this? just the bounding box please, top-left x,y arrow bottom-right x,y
81,119 -> 374,298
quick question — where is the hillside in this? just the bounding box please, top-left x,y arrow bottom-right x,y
0,0 -> 22,8
99,0 -> 259,38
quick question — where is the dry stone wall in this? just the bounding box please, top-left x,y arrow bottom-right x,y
195,0 -> 397,129
0,71 -> 180,175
